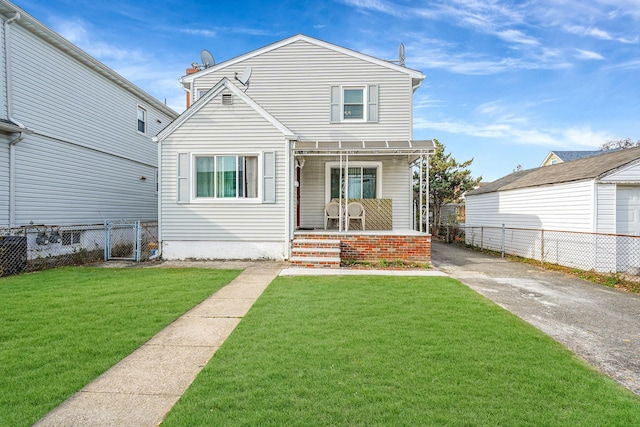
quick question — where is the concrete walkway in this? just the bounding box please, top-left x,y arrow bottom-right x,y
34,262 -> 284,427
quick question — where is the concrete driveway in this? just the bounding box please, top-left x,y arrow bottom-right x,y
431,240 -> 640,396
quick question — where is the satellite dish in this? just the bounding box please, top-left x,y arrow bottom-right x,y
200,49 -> 215,68
398,43 -> 405,67
235,66 -> 252,91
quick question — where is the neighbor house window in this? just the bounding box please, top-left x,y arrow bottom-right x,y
195,155 -> 258,199
327,162 -> 381,201
137,106 -> 147,134
61,231 -> 81,246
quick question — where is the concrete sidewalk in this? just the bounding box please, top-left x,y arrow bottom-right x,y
34,262 -> 284,427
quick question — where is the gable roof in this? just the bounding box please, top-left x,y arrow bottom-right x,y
156,78 -> 297,141
180,34 -> 424,86
468,146 -> 640,196
540,150 -> 612,166
0,0 -> 177,119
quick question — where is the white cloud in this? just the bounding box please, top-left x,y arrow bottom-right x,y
574,49 -> 605,60
414,115 -> 612,148
182,29 -> 217,38
496,29 -> 539,46
52,18 -> 143,62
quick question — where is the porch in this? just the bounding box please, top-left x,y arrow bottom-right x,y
287,139 -> 434,267
290,230 -> 432,268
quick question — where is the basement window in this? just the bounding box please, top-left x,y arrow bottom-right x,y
61,231 -> 81,246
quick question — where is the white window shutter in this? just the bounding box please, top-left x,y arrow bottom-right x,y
368,85 -> 379,122
263,151 -> 276,203
177,153 -> 189,203
330,86 -> 340,122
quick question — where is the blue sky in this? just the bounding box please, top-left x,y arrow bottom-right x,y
14,0 -> 640,181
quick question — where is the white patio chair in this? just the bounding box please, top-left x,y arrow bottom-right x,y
347,201 -> 366,231
324,201 -> 341,229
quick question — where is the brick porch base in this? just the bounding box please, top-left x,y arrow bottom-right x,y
291,231 -> 431,267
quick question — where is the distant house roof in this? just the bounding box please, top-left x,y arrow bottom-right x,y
540,150 -> 615,166
469,146 -> 640,196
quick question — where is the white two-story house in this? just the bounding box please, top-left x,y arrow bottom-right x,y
0,0 -> 177,231
157,34 -> 433,266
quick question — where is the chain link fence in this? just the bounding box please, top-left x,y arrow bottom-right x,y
0,221 -> 158,277
445,224 -> 640,276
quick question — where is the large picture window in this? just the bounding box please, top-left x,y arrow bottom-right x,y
327,162 -> 381,201
195,155 -> 258,199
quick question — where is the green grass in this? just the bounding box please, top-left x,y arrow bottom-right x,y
0,267 -> 240,427
163,275 -> 640,426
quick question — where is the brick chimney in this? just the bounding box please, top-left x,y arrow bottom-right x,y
185,67 -> 200,109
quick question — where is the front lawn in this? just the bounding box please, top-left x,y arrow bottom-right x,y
0,267 -> 240,427
163,275 -> 640,426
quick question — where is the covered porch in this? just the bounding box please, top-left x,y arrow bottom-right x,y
288,139 -> 434,267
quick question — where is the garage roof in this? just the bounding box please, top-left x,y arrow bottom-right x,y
469,146 -> 640,195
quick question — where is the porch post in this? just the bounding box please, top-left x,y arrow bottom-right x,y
284,139 -> 292,258
419,154 -> 424,232
345,153 -> 349,231
339,153 -> 343,232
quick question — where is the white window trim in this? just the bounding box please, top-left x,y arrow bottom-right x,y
341,85 -> 367,122
190,151 -> 263,203
137,104 -> 147,135
196,89 -> 209,102
324,161 -> 383,203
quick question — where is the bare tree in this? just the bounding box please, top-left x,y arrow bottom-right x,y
600,138 -> 640,151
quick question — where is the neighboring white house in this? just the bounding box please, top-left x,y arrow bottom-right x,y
465,146 -> 640,272
157,34 -> 434,263
0,0 -> 177,230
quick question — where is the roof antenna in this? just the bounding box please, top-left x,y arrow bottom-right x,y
234,66 -> 252,92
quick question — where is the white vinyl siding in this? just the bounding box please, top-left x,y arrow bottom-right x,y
13,134 -> 158,224
10,23 -> 173,167
466,181 -> 595,232
595,183 -> 616,234
190,40 -> 412,141
0,135 -> 9,225
2,20 -> 176,227
160,92 -> 287,241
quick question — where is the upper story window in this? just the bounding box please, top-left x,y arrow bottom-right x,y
343,88 -> 364,119
330,85 -> 378,123
137,105 -> 147,134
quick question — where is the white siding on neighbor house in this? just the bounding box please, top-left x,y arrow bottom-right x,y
190,40 -> 414,141
298,155 -> 412,229
0,16 -> 6,120
10,23 -> 171,167
595,183 -> 616,234
0,135 -> 9,226
1,20 -> 175,227
161,90 -> 287,242
13,133 -> 158,225
601,161 -> 640,183
466,180 -> 595,232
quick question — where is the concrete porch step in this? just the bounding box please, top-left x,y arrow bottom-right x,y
289,256 -> 341,268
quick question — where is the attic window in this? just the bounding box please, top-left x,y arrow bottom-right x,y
222,93 -> 233,105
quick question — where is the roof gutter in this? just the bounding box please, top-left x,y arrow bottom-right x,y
5,11 -> 27,228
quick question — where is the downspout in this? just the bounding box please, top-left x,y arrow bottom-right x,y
5,12 -> 26,228
284,138 -> 292,260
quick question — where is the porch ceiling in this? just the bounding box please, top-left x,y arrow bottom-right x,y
292,140 -> 435,156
